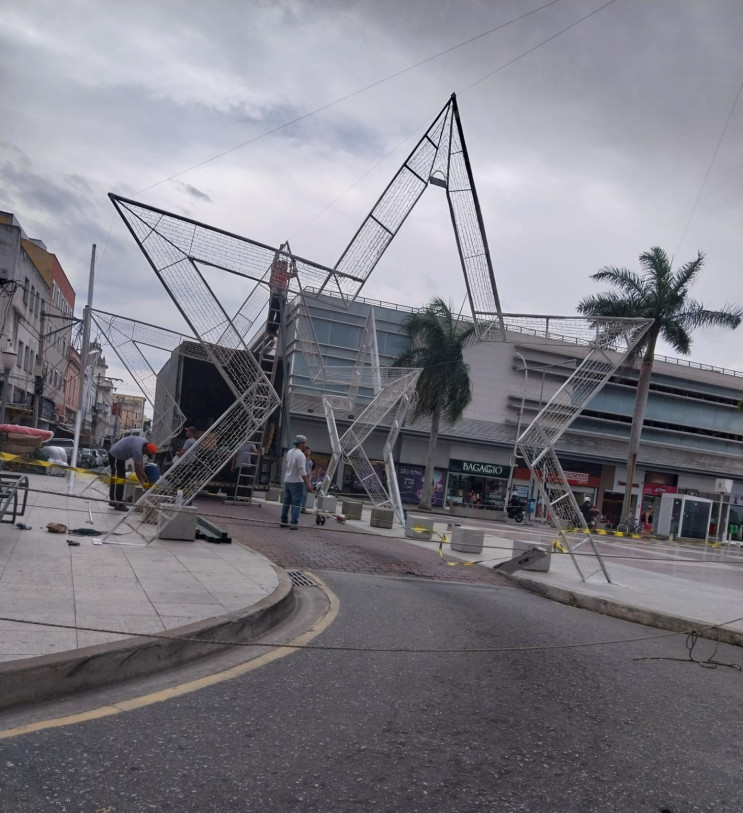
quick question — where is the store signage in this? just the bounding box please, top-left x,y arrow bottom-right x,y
449,459 -> 510,479
513,467 -> 600,488
642,484 -> 677,496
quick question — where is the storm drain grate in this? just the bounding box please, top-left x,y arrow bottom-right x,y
287,570 -> 315,587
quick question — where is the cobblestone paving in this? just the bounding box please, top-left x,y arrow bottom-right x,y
196,499 -> 513,587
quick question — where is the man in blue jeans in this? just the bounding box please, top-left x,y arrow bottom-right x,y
280,435 -> 313,529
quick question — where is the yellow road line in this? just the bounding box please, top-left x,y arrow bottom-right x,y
0,574 -> 339,740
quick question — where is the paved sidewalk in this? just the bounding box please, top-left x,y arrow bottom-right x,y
0,472 -> 279,665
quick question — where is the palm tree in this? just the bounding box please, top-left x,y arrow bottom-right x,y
577,247 -> 743,522
393,297 -> 477,510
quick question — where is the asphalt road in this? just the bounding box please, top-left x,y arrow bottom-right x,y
2,563 -> 742,812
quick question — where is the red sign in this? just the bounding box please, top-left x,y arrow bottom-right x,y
513,467 -> 600,488
642,484 -> 677,496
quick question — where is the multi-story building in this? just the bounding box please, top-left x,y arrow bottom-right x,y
63,346 -> 81,430
109,393 -> 146,440
0,212 -> 52,425
0,211 -> 77,431
21,237 -> 76,427
280,293 -> 743,535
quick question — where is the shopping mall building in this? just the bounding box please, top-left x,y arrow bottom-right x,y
281,292 -> 743,536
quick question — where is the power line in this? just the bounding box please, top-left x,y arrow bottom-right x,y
133,0 -> 567,195
673,68 -> 743,262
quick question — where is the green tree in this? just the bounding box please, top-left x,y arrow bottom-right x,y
393,297 -> 477,510
577,247 -> 742,522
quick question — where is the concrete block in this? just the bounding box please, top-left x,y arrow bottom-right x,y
158,506 -> 197,541
405,515 -> 434,540
450,525 -> 484,554
342,500 -> 363,520
316,495 -> 337,514
512,539 -> 551,572
370,507 -> 394,529
265,486 -> 282,502
303,492 -> 315,510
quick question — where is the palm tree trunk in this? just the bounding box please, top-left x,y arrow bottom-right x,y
418,402 -> 442,510
620,336 -> 657,522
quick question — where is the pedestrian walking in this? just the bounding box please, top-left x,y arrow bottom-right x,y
280,434 -> 313,529
108,436 -> 158,511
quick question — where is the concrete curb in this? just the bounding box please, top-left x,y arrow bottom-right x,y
504,572 -> 743,649
0,565 -> 295,712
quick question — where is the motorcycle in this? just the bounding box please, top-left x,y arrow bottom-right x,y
506,503 -> 525,523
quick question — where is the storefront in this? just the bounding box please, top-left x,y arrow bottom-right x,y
446,458 -> 510,509
512,459 -> 601,519
640,478 -> 678,529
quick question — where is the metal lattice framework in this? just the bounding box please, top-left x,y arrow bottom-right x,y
90,309 -> 190,448
105,197 -> 292,543
106,94 -> 650,574
495,315 -> 653,581
293,303 -> 421,524
330,93 -> 503,336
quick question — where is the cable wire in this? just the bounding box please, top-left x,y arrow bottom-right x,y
133,0 -> 566,195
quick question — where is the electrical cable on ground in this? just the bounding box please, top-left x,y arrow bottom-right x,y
634,629 -> 741,672
1,611 -> 742,659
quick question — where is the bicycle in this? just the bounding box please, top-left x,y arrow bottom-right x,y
616,518 -> 645,535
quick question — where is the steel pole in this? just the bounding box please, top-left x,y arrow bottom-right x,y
504,352 -> 527,504
68,244 -> 96,494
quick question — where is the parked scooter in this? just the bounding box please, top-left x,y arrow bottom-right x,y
506,502 -> 525,523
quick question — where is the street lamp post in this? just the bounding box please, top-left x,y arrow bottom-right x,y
0,339 -> 19,425
504,352 -> 528,504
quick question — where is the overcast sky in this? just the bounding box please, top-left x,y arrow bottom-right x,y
1,0 -> 741,395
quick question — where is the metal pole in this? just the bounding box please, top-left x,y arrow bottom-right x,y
33,309 -> 45,428
68,244 -> 95,494
504,352 -> 527,503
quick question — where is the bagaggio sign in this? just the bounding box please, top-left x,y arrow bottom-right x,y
448,459 -> 511,479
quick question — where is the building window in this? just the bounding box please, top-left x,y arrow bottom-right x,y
23,279 -> 29,305
17,341 -> 23,368
34,292 -> 40,316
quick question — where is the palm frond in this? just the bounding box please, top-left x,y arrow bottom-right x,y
675,302 -> 743,332
590,266 -> 645,296
671,251 -> 705,293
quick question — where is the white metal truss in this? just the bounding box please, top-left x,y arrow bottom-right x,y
496,314 -> 653,582
292,302 -> 421,524
105,94 -> 650,574
320,367 -> 421,525
106,197 -> 292,543
328,93 -> 503,337
90,309 -> 189,449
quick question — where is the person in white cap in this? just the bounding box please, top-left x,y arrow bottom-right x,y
280,434 -> 313,529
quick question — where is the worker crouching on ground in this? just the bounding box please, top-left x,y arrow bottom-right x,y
108,437 -> 158,511
280,434 -> 313,529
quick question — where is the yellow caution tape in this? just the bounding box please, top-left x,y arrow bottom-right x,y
407,524 -> 484,567
0,451 -> 137,486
